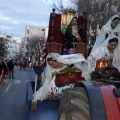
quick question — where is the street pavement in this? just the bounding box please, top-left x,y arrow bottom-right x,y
0,66 -> 36,120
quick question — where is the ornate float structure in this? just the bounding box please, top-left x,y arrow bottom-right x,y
26,9 -> 120,120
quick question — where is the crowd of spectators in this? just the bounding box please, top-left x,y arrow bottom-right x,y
0,59 -> 15,81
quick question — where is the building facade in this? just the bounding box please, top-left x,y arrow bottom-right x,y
24,25 -> 46,59
5,36 -> 22,60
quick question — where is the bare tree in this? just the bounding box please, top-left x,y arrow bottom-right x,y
52,0 -> 64,13
27,36 -> 43,65
78,0 -> 120,44
52,0 -> 78,13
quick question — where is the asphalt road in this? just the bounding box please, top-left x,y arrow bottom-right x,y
0,66 -> 36,120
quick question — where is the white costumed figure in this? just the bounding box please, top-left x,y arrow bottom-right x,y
91,15 -> 120,54
34,53 -> 91,101
88,35 -> 120,72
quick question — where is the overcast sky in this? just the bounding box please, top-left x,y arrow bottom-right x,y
0,0 -> 54,37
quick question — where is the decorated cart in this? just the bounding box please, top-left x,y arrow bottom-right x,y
26,8 -> 88,120
26,9 -> 120,120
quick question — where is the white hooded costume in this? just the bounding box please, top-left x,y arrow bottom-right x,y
34,53 -> 91,101
87,35 -> 120,72
91,15 -> 120,54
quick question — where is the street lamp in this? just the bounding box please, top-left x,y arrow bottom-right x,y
37,39 -> 42,65
39,39 -> 42,53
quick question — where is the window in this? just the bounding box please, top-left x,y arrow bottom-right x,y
27,37 -> 29,41
27,29 -> 29,34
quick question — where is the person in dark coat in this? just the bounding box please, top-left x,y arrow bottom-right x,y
19,61 -> 23,70
0,62 -> 3,77
62,17 -> 83,54
8,60 -> 14,79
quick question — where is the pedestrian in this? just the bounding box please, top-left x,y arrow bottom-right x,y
23,61 -> 26,70
19,61 -> 23,70
8,60 -> 15,79
2,61 -> 7,78
0,61 -> 3,80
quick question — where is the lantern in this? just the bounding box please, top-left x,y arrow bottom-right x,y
95,58 -> 107,75
96,58 -> 107,68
